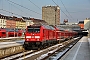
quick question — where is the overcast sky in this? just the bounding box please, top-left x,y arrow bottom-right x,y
0,0 -> 90,23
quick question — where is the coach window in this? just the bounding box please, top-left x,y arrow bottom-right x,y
2,32 -> 6,34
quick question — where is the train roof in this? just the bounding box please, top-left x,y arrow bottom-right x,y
28,24 -> 55,30
43,25 -> 55,30
0,29 -> 6,32
55,26 -> 65,31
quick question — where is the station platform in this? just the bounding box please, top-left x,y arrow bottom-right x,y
0,40 -> 24,58
61,36 -> 90,60
0,37 -> 24,40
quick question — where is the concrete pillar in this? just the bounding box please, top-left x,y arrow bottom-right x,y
88,29 -> 90,38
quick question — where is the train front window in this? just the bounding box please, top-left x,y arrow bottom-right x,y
27,28 -> 40,33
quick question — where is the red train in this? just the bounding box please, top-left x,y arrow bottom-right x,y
0,29 -> 23,38
24,25 -> 78,50
7,29 -> 23,37
0,29 -> 6,38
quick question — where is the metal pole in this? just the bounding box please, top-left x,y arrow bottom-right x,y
17,26 -> 18,37
14,28 -> 15,37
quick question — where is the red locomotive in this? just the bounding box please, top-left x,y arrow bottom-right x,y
24,25 -> 78,50
24,25 -> 56,49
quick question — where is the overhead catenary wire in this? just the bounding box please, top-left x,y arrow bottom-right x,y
28,0 -> 41,10
0,9 -> 23,17
52,0 -> 59,6
7,0 -> 41,15
52,0 -> 72,21
60,0 -> 74,20
0,0 -> 24,17
0,11 -> 10,16
0,0 -> 3,10
6,0 -> 33,17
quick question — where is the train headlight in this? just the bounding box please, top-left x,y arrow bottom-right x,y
27,39 -> 29,41
37,39 -> 39,41
35,36 -> 40,38
26,36 -> 31,38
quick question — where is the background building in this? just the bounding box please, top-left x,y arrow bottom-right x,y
42,5 -> 60,26
57,24 -> 80,31
63,19 -> 68,24
84,18 -> 90,30
78,21 -> 84,29
0,14 -> 6,28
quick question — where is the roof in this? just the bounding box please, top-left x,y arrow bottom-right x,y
79,21 -> 84,24
28,24 -> 55,30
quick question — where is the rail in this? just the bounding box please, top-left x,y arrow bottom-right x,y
0,37 -> 81,60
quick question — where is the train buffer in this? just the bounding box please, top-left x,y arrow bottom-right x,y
60,36 -> 90,60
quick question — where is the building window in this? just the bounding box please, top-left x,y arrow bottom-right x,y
1,20 -> 2,23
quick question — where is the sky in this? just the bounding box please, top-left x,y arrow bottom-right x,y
0,0 -> 90,23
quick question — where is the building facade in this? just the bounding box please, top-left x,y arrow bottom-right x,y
0,15 -> 6,28
42,5 -> 60,26
0,14 -> 49,30
6,18 -> 16,29
30,18 -> 48,25
78,21 -> 84,29
22,17 -> 34,28
15,18 -> 22,29
84,18 -> 90,30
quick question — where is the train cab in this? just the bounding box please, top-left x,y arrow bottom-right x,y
24,25 -> 56,49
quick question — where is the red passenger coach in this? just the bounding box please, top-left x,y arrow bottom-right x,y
63,30 -> 70,39
54,26 -> 61,41
24,25 -> 56,49
0,29 -> 23,38
7,30 -> 17,37
18,30 -> 23,36
62,30 -> 78,39
0,29 -> 6,38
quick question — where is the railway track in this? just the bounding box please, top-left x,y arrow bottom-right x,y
0,37 -> 81,60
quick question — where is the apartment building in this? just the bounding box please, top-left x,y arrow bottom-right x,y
42,5 -> 60,26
